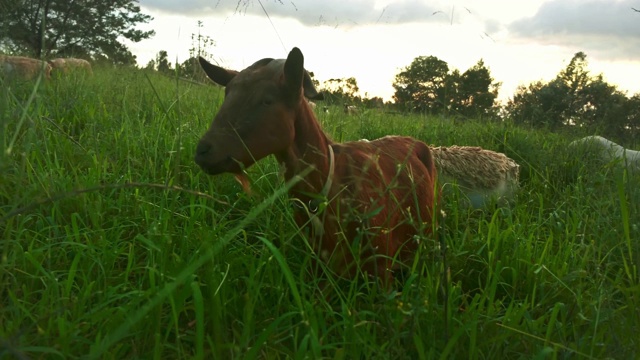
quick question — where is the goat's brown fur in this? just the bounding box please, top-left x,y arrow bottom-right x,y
195,48 -> 438,285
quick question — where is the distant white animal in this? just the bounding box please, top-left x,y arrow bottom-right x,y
430,145 -> 520,208
344,104 -> 358,115
570,135 -> 640,173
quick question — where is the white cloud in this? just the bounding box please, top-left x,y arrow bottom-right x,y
140,0 -> 451,27
509,0 -> 640,59
128,0 -> 640,102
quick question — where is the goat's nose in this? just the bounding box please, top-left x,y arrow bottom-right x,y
195,140 -> 212,163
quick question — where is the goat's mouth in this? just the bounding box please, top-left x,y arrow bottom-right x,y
196,156 -> 244,175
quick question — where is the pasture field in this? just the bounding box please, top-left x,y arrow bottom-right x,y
1,67 -> 639,359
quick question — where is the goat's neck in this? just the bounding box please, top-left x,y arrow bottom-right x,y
276,103 -> 333,200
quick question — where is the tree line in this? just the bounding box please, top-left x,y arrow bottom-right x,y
392,56 -> 499,119
505,52 -> 640,142
320,51 -> 639,143
2,1 -> 639,142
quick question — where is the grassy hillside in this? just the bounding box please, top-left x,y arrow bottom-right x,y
1,66 -> 638,359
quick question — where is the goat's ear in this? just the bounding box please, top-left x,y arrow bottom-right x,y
199,56 -> 237,86
284,47 -> 304,102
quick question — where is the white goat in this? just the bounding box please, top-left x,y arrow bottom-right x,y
430,145 -> 520,208
569,135 -> 640,174
344,104 -> 358,115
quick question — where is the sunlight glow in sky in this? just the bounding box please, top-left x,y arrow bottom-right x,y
127,1 -> 640,103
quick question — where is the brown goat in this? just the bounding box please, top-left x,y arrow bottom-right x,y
0,55 -> 51,81
195,48 -> 438,286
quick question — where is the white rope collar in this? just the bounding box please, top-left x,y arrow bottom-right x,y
292,144 -> 334,217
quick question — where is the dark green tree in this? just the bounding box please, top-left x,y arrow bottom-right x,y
506,52 -> 592,128
455,60 -> 500,117
144,59 -> 156,71
392,56 -> 449,113
362,96 -> 385,109
321,77 -> 361,104
392,56 -> 499,117
577,76 -> 634,140
505,51 -> 638,141
506,79 -> 571,128
155,50 -> 171,74
0,0 -> 154,63
625,95 -> 640,143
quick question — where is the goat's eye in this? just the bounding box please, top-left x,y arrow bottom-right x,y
262,97 -> 274,106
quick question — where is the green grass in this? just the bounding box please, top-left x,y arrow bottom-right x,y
1,66 -> 638,359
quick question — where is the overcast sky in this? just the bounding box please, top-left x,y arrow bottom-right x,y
128,0 -> 640,102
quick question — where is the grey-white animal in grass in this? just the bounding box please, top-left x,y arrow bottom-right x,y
430,145 -> 520,208
569,135 -> 640,174
344,104 -> 358,115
